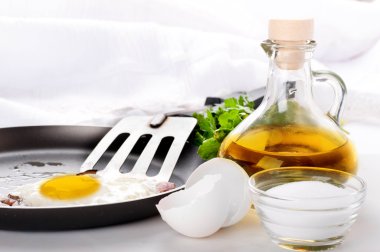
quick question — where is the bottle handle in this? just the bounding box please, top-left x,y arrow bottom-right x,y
312,70 -> 347,125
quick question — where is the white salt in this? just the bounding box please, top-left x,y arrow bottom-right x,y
266,180 -> 352,198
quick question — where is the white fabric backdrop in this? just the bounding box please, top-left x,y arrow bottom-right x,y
0,0 -> 379,127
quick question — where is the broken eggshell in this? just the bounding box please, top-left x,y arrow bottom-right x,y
186,158 -> 251,227
156,158 -> 251,238
156,174 -> 230,238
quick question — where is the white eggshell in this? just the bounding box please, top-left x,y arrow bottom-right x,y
156,174 -> 230,238
186,158 -> 251,227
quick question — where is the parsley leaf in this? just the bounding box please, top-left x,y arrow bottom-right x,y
218,110 -> 242,130
197,138 -> 221,160
224,97 -> 238,108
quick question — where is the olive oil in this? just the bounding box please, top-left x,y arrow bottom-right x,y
219,125 -> 357,176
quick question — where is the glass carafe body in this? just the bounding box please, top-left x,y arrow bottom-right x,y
219,40 -> 357,176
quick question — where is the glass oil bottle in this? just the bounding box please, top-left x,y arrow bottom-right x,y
219,19 -> 357,176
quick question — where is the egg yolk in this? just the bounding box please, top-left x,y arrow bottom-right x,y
40,175 -> 100,200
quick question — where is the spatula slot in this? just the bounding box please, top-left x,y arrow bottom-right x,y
146,136 -> 174,177
119,134 -> 152,174
80,116 -> 197,181
93,133 -> 129,171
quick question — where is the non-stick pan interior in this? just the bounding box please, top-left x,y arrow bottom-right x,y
0,126 -> 202,230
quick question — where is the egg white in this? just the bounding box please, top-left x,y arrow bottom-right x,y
11,174 -> 161,207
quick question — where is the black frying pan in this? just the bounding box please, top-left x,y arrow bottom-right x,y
0,126 -> 202,230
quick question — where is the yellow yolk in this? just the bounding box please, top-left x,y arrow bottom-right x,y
40,175 -> 100,200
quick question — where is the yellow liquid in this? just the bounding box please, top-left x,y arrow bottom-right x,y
219,125 -> 357,176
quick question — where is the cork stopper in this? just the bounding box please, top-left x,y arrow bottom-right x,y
269,19 -> 314,41
267,19 -> 314,70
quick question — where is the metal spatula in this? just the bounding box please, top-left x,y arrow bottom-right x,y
80,116 -> 197,181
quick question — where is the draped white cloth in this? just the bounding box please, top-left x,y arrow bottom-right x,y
0,0 -> 379,127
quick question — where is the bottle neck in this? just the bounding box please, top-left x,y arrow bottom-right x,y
262,40 -> 316,111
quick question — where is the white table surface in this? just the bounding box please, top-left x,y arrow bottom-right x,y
0,122 -> 379,252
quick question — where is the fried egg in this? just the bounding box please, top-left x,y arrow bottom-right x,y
10,173 -> 165,207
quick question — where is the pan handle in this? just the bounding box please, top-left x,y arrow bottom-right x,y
149,91 -> 266,128
149,106 -> 208,128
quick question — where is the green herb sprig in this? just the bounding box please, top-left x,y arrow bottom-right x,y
192,96 -> 255,160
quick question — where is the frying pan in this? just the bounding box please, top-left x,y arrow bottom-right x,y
0,126 -> 202,230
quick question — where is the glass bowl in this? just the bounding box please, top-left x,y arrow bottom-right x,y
248,167 -> 366,251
